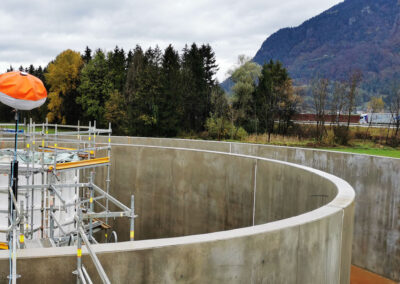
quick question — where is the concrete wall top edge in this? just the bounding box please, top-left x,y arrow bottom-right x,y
101,135 -> 400,161
0,204 -> 342,260
1,143 -> 355,260
108,143 -> 355,210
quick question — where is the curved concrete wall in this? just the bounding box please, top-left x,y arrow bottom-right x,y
99,136 -> 398,281
0,143 -> 354,284
97,146 -> 340,240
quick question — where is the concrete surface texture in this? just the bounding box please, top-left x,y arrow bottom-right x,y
99,136 -> 398,282
0,142 -> 354,283
93,144 -> 354,283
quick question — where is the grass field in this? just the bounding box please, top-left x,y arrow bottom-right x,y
322,146 -> 400,158
243,133 -> 400,158
0,125 -> 65,134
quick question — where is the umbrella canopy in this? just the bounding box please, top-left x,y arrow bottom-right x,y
0,71 -> 47,110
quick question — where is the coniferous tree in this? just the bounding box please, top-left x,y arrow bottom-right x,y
125,45 -> 163,136
134,46 -> 163,136
126,50 -> 134,70
125,45 -> 145,134
77,49 -> 112,126
254,60 -> 290,141
1,43 -> 222,135
181,43 -> 218,132
158,44 -> 183,136
28,64 -> 35,74
82,46 -> 92,64
107,46 -> 126,92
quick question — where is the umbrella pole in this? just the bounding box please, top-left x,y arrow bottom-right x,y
8,110 -> 19,283
12,111 -> 19,198
11,110 -> 19,210
8,111 -> 19,232
14,111 -> 18,160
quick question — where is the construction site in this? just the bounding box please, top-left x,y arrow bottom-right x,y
0,119 -> 398,283
0,120 -> 136,283
0,118 -> 358,283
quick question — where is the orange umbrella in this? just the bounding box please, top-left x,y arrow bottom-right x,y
0,71 -> 47,110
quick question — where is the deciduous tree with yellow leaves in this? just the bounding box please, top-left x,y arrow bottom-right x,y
45,49 -> 83,124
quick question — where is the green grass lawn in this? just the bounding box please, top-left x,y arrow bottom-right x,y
322,146 -> 400,158
1,125 -> 62,134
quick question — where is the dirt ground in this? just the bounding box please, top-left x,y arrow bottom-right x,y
351,265 -> 398,284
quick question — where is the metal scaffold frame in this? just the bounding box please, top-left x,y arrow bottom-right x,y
0,119 -> 137,284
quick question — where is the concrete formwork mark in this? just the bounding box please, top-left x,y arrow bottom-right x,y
252,159 -> 257,226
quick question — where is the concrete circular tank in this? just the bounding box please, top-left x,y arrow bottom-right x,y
0,141 -> 355,283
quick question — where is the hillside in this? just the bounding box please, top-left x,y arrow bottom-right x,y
250,0 -> 400,98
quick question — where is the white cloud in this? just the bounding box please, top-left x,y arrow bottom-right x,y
0,0 -> 343,81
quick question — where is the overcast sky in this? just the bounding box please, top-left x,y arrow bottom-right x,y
0,0 -> 343,81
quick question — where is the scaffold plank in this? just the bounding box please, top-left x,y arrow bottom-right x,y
48,157 -> 109,171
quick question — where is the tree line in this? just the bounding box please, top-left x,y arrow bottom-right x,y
9,46 -> 399,146
218,55 -> 300,142
1,44 -> 221,137
310,72 -> 400,146
2,48 -> 301,141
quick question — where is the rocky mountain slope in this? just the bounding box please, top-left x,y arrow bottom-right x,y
246,0 -> 400,98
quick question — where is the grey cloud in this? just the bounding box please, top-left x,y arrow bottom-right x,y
0,0 -> 343,80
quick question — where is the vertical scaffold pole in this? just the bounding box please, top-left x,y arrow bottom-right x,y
20,200 -> 25,249
11,209 -> 18,284
49,185 -> 55,240
76,207 -> 82,284
40,122 -> 45,239
88,121 -> 92,160
89,171 -> 94,241
130,195 -> 135,241
93,120 -> 96,157
31,121 -> 35,238
105,123 -> 111,228
26,118 -> 31,239
77,120 -> 80,154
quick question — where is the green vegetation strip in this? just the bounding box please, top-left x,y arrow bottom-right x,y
322,147 -> 400,158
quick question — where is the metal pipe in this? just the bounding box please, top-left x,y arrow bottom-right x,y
65,195 -> 104,209
81,266 -> 93,284
77,269 -> 87,284
42,123 -> 90,129
130,195 -> 134,241
38,146 -> 111,155
76,207 -> 82,284
49,211 -> 67,236
78,226 -> 111,284
90,183 -> 130,212
30,132 -> 35,239
19,200 -> 25,249
49,185 -> 66,207
82,211 -> 135,219
105,122 -> 111,227
8,187 -> 21,216
41,122 -> 45,239
110,231 -> 117,243
89,172 -> 94,241
11,209 -> 18,284
49,187 -> 55,240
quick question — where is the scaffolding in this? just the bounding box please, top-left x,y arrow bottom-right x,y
0,119 -> 136,284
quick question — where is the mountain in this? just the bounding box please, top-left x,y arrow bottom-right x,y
249,0 -> 400,98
